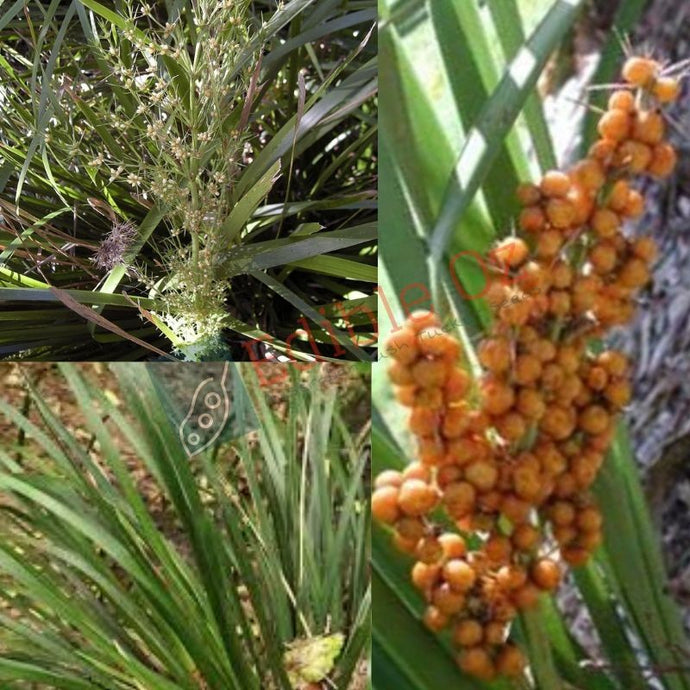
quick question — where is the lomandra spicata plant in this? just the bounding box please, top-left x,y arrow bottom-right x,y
0,1 -> 377,361
373,55 -> 683,682
0,363 -> 370,689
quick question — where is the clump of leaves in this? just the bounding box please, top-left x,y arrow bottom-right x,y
0,0 -> 377,361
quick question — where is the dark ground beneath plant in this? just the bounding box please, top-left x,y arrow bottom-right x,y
541,0 -> 690,664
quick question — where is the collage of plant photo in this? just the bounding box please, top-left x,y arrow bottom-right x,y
3,0 -> 690,689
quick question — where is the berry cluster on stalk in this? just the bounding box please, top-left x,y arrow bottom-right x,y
373,56 -> 682,681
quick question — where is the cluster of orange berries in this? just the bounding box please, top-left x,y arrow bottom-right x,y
373,56 -> 681,681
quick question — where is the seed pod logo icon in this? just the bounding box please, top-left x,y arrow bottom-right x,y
179,363 -> 230,456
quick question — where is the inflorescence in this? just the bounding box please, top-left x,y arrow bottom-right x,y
373,56 -> 682,680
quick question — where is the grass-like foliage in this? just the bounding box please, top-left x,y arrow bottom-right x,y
0,363 -> 370,689
0,1 -> 377,361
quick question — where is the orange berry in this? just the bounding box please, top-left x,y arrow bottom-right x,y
567,182 -> 594,225
405,458 -> 439,482
512,466 -> 541,503
437,465 -> 462,488
408,407 -> 438,436
541,363 -> 565,393
418,328 -> 460,360
398,479 -> 438,516
484,281 -> 509,309
605,379 -> 632,408
478,337 -> 512,374
447,437 -> 489,466
527,338 -> 557,363
551,260 -> 574,289
495,644 -> 527,677
540,405 -> 576,440
512,582 -> 540,609
519,205 -> 546,233
494,411 -> 527,443
407,309 -> 440,332
395,385 -> 417,407
454,619 -> 484,647
393,533 -> 419,554
553,524 -> 578,545
464,460 -> 499,492
540,170 -> 571,197
571,158 -> 606,191
414,387 -> 443,410
411,358 -> 448,388
536,230 -> 563,259
512,523 -> 541,551
484,621 -> 507,645
442,406 -> 471,439
545,197 -> 576,228
480,378 -> 515,416
432,583 -> 466,615
516,387 -> 546,420
516,182 -> 541,206
417,437 -> 444,466
489,237 -> 530,268
588,241 -> 618,274
556,345 -> 582,374
538,444 -> 567,476
443,559 -> 477,593
589,138 -> 617,162
485,534 -> 513,565
516,261 -> 549,294
562,546 -> 590,567
607,180 -> 631,213
416,535 -> 444,564
597,350 -> 628,377
501,494 -> 532,524
458,647 -> 495,680
445,368 -> 471,403
514,353 -> 542,386
623,56 -> 659,87
497,291 -> 532,327
586,366 -> 608,391
423,605 -> 449,632
439,532 -> 467,559
632,110 -> 665,145
576,505 -> 603,532
648,141 -> 677,178
385,327 -> 418,364
597,109 -> 631,141
549,500 -> 576,526
622,188 -> 645,218
372,486 -> 400,524
579,404 -> 610,435
442,482 -> 477,520
653,76 -> 680,103
375,470 -> 403,489
531,558 -> 561,590
607,89 -> 635,112
388,360 -> 415,386
632,236 -> 657,262
518,325 -> 539,344
412,561 -> 441,590
578,529 -> 603,551
618,257 -> 650,288
548,290 -> 571,317
615,140 -> 653,174
496,564 -> 528,591
396,516 -> 426,542
591,207 -> 621,238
